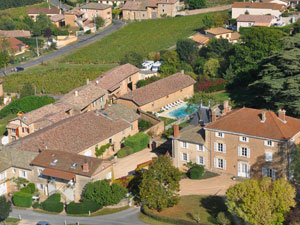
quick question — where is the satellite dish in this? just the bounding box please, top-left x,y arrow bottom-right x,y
2,136 -> 9,145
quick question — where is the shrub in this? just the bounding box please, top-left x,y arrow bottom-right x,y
13,191 -> 32,208
66,201 -> 102,214
20,186 -> 32,194
124,133 -> 150,152
41,193 -> 63,213
117,146 -> 134,158
27,183 -> 35,194
195,78 -> 226,93
85,30 -> 91,34
217,212 -> 231,225
32,202 -> 40,209
138,120 -> 152,131
188,166 -> 204,179
46,193 -> 61,202
114,176 -> 135,188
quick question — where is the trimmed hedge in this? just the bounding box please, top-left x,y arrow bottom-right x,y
41,193 -> 63,213
13,191 -> 32,208
66,201 -> 102,214
46,193 -> 61,202
20,183 -> 35,194
188,166 -> 205,179
32,202 -> 40,209
124,133 -> 150,153
117,146 -> 134,158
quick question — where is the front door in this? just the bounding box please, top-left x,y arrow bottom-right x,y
238,162 -> 250,178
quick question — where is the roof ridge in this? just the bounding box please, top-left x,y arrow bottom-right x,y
268,111 -> 288,140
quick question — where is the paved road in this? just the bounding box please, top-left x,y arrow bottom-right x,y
49,0 -> 71,10
0,20 -> 125,76
11,207 -> 146,225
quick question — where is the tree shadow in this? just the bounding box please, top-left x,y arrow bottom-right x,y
200,196 -> 227,224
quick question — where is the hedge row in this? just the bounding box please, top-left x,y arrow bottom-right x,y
13,191 -> 33,208
124,133 -> 150,152
142,206 -> 202,225
20,183 -> 35,194
66,201 -> 102,214
41,193 -> 63,213
117,146 -> 134,158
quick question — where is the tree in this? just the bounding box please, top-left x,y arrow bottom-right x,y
226,178 -> 296,225
291,144 -> 300,183
189,0 -> 206,9
203,58 -> 220,77
139,155 -> 181,211
44,27 -> 52,40
0,196 -> 12,222
95,16 -> 104,29
120,51 -> 143,68
176,39 -> 198,65
0,51 -> 10,69
82,180 -> 127,206
216,212 -> 230,225
20,83 -> 35,98
193,57 -> 205,74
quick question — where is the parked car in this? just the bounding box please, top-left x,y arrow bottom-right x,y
175,14 -> 184,17
36,222 -> 51,225
11,67 -> 24,72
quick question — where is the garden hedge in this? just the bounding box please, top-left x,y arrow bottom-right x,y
188,166 -> 204,179
41,193 -> 63,213
66,201 -> 102,214
20,183 -> 35,194
117,146 -> 134,158
124,133 -> 150,152
13,191 -> 32,208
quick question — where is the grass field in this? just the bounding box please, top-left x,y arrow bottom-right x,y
206,0 -> 234,7
147,195 -> 230,225
3,63 -> 115,94
4,217 -> 21,225
61,11 -> 228,64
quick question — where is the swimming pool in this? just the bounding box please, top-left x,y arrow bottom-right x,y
167,104 -> 198,119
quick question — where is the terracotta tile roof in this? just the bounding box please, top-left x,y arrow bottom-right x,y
205,107 -> 300,140
232,2 -> 286,10
230,32 -> 240,41
96,64 -> 140,92
205,27 -> 233,35
178,125 -> 205,144
8,37 -> 26,50
9,102 -> 71,126
50,14 -> 65,22
147,0 -> 178,7
27,8 -> 60,14
64,9 -> 84,16
9,111 -> 130,154
59,82 -> 107,110
81,3 -> 112,10
122,0 -> 149,10
119,73 -> 196,106
42,168 -> 75,180
237,14 -> 274,23
191,33 -> 210,45
31,150 -> 110,177
0,30 -> 31,38
100,103 -> 140,122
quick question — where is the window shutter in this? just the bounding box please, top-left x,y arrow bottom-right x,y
247,148 -> 250,158
264,140 -> 268,146
239,136 -> 242,142
215,132 -> 218,137
214,158 -> 217,168
203,157 -> 206,165
262,168 -> 267,177
180,142 -> 183,148
214,142 -> 217,152
223,144 -> 226,153
247,164 -> 251,178
196,156 -> 199,164
187,154 -> 190,162
238,147 -> 241,156
186,143 -> 189,149
180,152 -> 183,161
223,159 -> 226,170
238,162 -> 241,176
4,171 -> 7,178
272,170 -> 276,180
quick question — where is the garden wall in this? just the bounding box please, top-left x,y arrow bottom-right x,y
139,110 -> 164,137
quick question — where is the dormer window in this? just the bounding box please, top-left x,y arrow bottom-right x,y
51,159 -> 58,165
216,132 -> 224,138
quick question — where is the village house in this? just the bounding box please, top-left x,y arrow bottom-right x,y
7,37 -> 27,55
27,8 -> 61,22
8,104 -> 139,158
0,30 -> 31,38
117,72 -> 196,112
98,0 -> 126,6
172,106 -> 300,180
122,0 -> 149,20
80,3 -> 112,26
50,14 -> 66,27
190,33 -> 210,48
231,2 -> 286,19
64,9 -> 85,27
96,63 -> 140,102
205,27 -> 240,43
236,14 -> 276,31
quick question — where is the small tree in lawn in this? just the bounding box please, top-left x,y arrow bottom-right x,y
226,178 -> 296,225
95,16 -> 104,29
0,196 -> 12,222
139,155 -> 181,211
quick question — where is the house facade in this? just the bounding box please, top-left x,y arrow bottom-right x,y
172,107 -> 300,180
80,3 -> 112,26
231,2 -> 286,19
205,27 -> 240,43
117,72 -> 196,112
27,8 -> 61,22
64,9 -> 85,27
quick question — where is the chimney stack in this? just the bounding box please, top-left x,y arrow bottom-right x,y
75,90 -> 78,97
173,124 -> 179,138
261,111 -> 266,123
83,163 -> 89,172
212,112 -> 217,122
278,109 -> 286,122
223,100 -> 229,114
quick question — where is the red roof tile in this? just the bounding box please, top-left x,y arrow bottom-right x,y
232,2 -> 286,10
42,168 -> 75,180
27,8 -> 60,14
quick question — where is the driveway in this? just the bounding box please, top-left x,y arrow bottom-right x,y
179,174 -> 237,196
11,207 -> 145,225
113,149 -> 157,179
0,20 -> 125,76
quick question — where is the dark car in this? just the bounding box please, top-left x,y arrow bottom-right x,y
11,67 -> 24,72
175,14 -> 184,17
36,222 -> 51,225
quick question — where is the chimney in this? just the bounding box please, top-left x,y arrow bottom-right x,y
86,78 -> 90,85
223,100 -> 229,114
212,112 -> 217,122
75,90 -> 78,96
278,109 -> 286,122
83,163 -> 89,172
173,124 -> 179,138
181,70 -> 184,74
261,111 -> 266,123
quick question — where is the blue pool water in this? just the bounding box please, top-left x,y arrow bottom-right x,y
167,104 -> 198,118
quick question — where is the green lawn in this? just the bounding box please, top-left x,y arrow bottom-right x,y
0,113 -> 16,136
3,63 -> 115,94
159,117 -> 176,126
4,218 -> 20,225
144,195 -> 231,225
61,11 -> 228,64
206,0 -> 234,7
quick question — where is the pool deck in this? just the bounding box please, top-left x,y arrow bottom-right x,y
159,102 -> 187,119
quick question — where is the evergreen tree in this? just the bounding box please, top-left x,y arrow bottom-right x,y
0,196 -> 12,222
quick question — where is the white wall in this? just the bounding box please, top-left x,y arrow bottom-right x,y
232,8 -> 282,19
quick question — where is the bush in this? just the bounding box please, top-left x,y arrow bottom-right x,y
32,202 -> 40,209
195,78 -> 226,93
114,175 -> 135,188
13,191 -> 32,208
85,30 -> 91,34
124,133 -> 150,153
45,193 -> 61,202
20,186 -> 31,194
41,193 -> 63,213
27,183 -> 36,194
66,201 -> 102,214
188,166 -> 205,179
117,146 -> 134,158
217,212 -> 230,225
138,120 -> 152,131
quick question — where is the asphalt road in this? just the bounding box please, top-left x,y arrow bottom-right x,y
11,207 -> 146,225
0,20 -> 125,76
49,0 -> 71,10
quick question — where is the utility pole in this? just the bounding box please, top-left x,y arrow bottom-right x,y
35,37 -> 40,57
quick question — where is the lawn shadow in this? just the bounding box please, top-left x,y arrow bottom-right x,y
200,196 -> 227,224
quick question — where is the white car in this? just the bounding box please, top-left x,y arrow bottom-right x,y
152,61 -> 162,72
